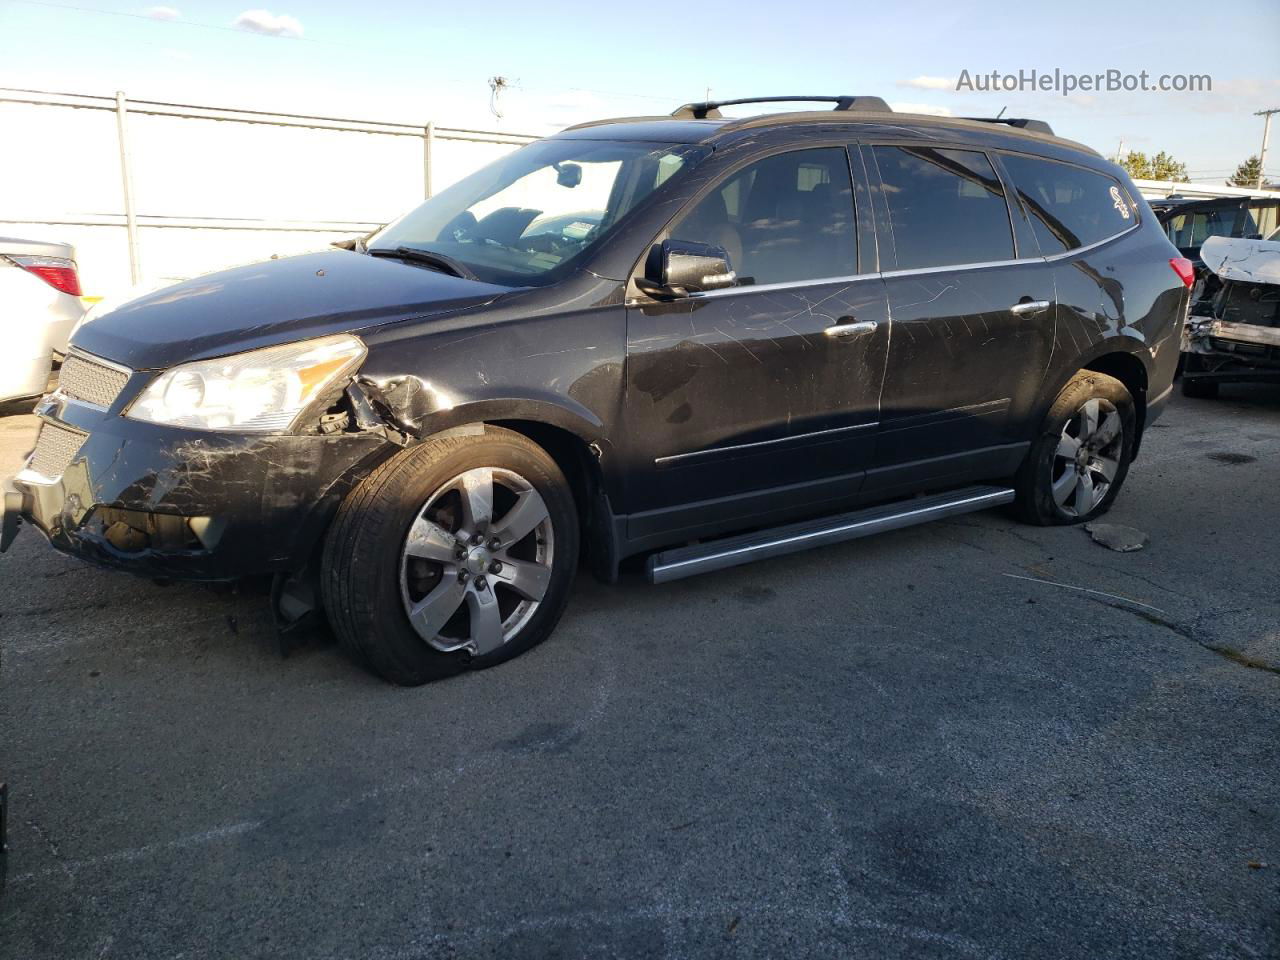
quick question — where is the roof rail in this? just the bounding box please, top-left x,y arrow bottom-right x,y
962,116 -> 1055,136
672,96 -> 893,120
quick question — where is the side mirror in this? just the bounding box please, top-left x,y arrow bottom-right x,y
636,239 -> 737,300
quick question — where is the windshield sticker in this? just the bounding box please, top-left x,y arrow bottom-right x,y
1110,185 -> 1131,220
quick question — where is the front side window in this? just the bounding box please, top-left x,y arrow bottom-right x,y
1000,153 -> 1136,255
371,139 -> 709,286
871,146 -> 1015,271
667,147 -> 856,285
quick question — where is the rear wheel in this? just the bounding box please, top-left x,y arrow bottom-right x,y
321,427 -> 578,685
1014,371 -> 1135,526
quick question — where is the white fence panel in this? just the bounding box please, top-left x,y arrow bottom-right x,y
0,89 -> 536,299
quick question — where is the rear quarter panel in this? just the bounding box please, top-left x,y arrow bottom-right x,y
1044,205 -> 1186,422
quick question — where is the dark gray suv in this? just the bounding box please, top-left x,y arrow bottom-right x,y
3,96 -> 1192,684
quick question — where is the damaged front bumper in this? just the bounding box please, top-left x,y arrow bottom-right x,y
1182,236 -> 1280,383
1181,316 -> 1280,381
2,394 -> 393,580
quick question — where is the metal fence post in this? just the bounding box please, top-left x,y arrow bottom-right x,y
423,121 -> 435,199
114,90 -> 141,284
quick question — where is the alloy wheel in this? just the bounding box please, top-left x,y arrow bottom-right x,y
1050,397 -> 1124,518
399,467 -> 554,655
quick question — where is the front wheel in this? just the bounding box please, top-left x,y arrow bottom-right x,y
321,427 -> 579,685
1014,371 -> 1136,526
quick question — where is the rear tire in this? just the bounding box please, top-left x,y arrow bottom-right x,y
321,426 -> 579,685
1014,371 -> 1136,526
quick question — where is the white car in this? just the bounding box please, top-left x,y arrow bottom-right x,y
0,237 -> 86,403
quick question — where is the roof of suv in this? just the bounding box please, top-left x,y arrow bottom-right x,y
554,95 -> 1099,158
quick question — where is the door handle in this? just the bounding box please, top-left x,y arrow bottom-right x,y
825,318 -> 878,338
1009,299 -> 1051,316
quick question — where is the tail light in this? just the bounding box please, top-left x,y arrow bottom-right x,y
6,255 -> 82,296
1169,257 -> 1195,289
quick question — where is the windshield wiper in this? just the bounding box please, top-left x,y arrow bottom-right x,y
367,246 -> 478,281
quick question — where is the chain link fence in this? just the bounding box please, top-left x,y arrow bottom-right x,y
0,87 -> 539,299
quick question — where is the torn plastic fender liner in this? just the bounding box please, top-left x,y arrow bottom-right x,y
350,376 -> 445,439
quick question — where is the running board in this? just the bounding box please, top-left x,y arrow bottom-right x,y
646,485 -> 1014,584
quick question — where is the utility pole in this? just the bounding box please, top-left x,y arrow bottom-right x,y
1113,138 -> 1125,163
1256,108 -> 1278,190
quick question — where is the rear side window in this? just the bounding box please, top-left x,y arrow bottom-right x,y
1244,202 -> 1280,240
1000,154 -> 1135,254
871,146 -> 1014,271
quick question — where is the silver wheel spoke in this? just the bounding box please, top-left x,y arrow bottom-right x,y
1095,410 -> 1122,446
407,578 -> 468,642
1074,471 -> 1096,513
493,557 -> 552,601
467,587 -> 505,655
403,516 -> 458,563
1079,398 -> 1099,437
491,488 -> 550,548
1056,433 -> 1081,459
458,468 -> 494,531
401,465 -> 554,655
1052,469 -> 1078,507
1091,455 -> 1119,483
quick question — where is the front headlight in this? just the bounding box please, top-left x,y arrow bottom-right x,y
126,334 -> 367,433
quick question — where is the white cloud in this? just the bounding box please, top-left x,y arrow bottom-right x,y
146,5 -> 180,19
889,102 -> 953,117
232,9 -> 303,37
900,76 -> 956,91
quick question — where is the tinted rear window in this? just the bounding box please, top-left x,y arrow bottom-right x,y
1000,154 -> 1135,255
872,146 -> 1014,270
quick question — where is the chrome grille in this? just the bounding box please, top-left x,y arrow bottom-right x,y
27,421 -> 89,480
58,351 -> 131,408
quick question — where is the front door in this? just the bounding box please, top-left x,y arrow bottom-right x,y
621,145 -> 890,540
862,143 -> 1057,493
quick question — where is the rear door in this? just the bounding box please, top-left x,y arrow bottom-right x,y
621,145 -> 890,538
861,143 -> 1057,495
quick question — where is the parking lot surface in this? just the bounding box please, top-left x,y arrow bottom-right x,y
1,388 -> 1277,960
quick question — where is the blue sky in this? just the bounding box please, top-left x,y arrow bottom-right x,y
2,0 -> 1278,181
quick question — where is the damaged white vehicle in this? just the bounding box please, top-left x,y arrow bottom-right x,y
1181,231 -> 1280,398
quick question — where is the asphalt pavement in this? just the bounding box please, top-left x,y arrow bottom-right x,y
1,387 -> 1277,960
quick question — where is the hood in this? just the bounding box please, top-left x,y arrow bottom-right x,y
1200,235 -> 1280,285
70,249 -> 510,369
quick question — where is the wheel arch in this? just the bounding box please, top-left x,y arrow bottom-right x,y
409,409 -> 623,584
1080,349 -> 1151,451
1040,340 -> 1153,450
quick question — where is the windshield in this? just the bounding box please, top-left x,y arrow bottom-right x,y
369,139 -> 710,286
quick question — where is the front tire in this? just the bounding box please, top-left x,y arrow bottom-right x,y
321,426 -> 579,685
1014,371 -> 1136,526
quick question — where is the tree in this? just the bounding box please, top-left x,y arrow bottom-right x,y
1119,150 -> 1189,182
1226,155 -> 1276,189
